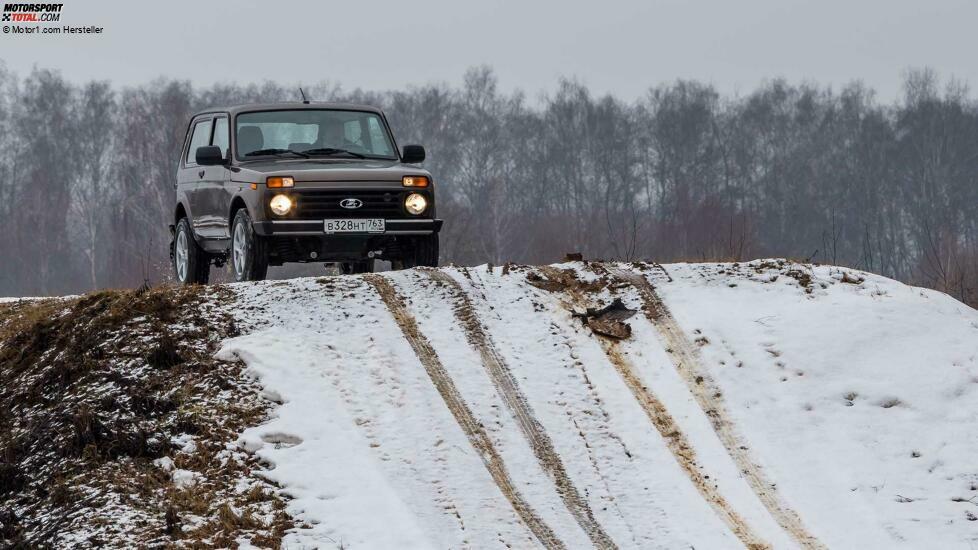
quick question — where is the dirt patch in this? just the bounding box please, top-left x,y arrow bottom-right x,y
0,286 -> 293,548
526,271 -> 568,292
570,298 -> 636,340
784,269 -> 814,292
697,259 -> 844,295
528,265 -> 612,295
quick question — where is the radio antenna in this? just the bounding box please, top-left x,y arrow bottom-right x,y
299,87 -> 309,104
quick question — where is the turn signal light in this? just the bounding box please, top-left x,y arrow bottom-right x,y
402,176 -> 429,187
267,176 -> 294,188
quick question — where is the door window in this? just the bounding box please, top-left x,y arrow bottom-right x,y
185,119 -> 212,165
212,117 -> 229,158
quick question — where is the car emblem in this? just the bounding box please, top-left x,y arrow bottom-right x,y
340,198 -> 363,209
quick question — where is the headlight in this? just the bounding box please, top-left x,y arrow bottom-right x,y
404,193 -> 427,215
270,194 -> 293,215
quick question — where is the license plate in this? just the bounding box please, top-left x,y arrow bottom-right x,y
324,218 -> 385,234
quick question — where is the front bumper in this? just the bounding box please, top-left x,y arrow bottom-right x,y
254,218 -> 443,237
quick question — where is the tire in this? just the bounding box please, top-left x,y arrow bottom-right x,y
392,234 -> 439,270
343,260 -> 375,274
172,217 -> 210,285
415,233 -> 439,267
230,209 -> 269,282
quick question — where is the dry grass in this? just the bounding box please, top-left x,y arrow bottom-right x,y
0,285 -> 295,548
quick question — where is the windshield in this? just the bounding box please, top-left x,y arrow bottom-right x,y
235,109 -> 397,160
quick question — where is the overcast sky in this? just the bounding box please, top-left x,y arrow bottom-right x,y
2,0 -> 974,103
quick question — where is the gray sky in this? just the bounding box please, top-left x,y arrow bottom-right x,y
3,0 -> 975,102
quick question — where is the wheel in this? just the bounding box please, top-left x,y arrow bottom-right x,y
342,260 -> 374,274
392,234 -> 439,270
172,217 -> 210,285
414,233 -> 439,267
230,209 -> 269,282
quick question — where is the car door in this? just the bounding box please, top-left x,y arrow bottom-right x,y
179,116 -> 213,235
201,115 -> 232,239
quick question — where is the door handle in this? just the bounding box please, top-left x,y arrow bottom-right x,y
198,170 -> 205,179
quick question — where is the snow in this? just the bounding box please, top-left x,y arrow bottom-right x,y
153,456 -> 174,472
0,295 -> 77,303
172,468 -> 203,489
219,327 -> 436,549
437,267 -> 759,547
218,277 -> 537,549
217,262 -> 978,549
654,261 -> 978,549
170,433 -> 197,454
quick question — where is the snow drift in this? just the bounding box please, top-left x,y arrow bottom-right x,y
214,260 -> 978,549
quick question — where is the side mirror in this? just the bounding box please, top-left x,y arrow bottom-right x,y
196,145 -> 225,166
401,144 -> 425,164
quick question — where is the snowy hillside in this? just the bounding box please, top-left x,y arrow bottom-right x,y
2,260 -> 976,548
215,260 -> 978,549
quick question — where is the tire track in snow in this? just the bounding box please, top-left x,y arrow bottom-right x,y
426,269 -> 620,550
462,268 -> 644,540
538,266 -> 770,550
365,274 -> 565,550
462,268 -> 641,502
602,265 -> 826,550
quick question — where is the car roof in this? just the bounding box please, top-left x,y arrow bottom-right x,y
192,102 -> 385,118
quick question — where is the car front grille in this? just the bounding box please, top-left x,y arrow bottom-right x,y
294,189 -> 408,218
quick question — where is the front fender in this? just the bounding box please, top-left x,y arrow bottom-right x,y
227,190 -> 259,227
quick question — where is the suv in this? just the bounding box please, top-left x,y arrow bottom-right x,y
170,102 -> 441,284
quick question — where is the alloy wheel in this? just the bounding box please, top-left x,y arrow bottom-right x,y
175,229 -> 189,282
233,221 -> 247,279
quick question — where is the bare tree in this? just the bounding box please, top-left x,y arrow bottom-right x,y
1,63 -> 977,307
70,81 -> 115,289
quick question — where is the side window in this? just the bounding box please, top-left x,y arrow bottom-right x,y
185,119 -> 212,165
212,117 -> 229,158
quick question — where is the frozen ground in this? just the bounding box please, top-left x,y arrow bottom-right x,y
0,286 -> 292,548
215,260 -> 978,549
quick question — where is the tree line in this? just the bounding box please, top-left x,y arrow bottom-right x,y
0,62 -> 975,307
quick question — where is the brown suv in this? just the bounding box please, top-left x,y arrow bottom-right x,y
170,102 -> 440,284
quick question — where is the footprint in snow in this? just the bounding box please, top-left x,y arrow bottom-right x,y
260,432 -> 303,448
877,397 -> 903,409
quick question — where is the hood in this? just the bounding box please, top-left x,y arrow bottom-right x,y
231,159 -> 431,183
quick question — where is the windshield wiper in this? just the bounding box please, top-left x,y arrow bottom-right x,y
302,147 -> 366,159
243,148 -> 310,158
